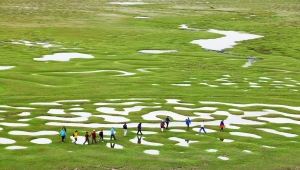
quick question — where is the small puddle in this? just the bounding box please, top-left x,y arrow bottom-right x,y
0,122 -> 29,127
217,156 -> 229,160
63,70 -> 135,76
109,2 -> 152,5
106,143 -> 123,149
134,16 -> 150,19
200,101 -> 300,112
93,115 -> 130,123
174,106 -> 217,111
138,50 -> 178,54
131,131 -> 157,135
0,66 -> 15,70
142,110 -> 194,121
70,112 -> 92,117
137,68 -> 159,72
206,149 -> 218,152
9,130 -> 59,136
257,117 -> 300,125
56,99 -> 90,103
190,28 -> 263,51
230,132 -> 262,138
34,53 -> 94,62
69,108 -> 84,111
96,106 -> 160,116
48,109 -> 66,115
166,99 -> 194,105
169,137 -> 198,147
262,145 -> 275,148
95,102 -> 142,106
18,118 -> 32,122
18,112 -> 31,116
30,138 -> 52,144
179,24 -> 198,31
5,146 -> 27,150
144,149 -> 159,155
11,40 -> 58,48
256,128 -> 297,137
0,105 -> 34,110
30,102 -> 61,106
221,83 -> 236,85
171,84 -> 191,86
129,136 -> 163,146
243,150 -> 251,153
0,137 -> 16,144
36,116 -> 88,122
169,129 -> 186,132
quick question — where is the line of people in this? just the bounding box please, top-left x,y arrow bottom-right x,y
59,117 -> 225,144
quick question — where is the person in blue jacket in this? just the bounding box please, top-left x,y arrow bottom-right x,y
137,123 -> 143,135
60,128 -> 66,143
110,127 -> 116,140
165,116 -> 170,129
220,120 -> 225,132
186,118 -> 191,130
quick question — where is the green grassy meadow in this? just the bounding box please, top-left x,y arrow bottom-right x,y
0,0 -> 300,169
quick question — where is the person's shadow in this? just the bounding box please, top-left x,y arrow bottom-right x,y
137,136 -> 142,144
110,143 -> 115,148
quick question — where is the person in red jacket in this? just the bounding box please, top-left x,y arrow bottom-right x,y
91,130 -> 97,144
161,120 -> 165,132
83,132 -> 90,145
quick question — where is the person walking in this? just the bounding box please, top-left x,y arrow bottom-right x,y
161,120 -> 165,132
110,127 -> 116,140
91,130 -> 97,144
123,122 -> 128,136
99,129 -> 104,142
60,128 -> 66,143
137,123 -> 143,135
199,120 -> 207,133
185,118 -> 191,130
220,120 -> 225,132
83,132 -> 90,145
73,130 -> 78,144
165,116 -> 170,129
63,126 -> 67,140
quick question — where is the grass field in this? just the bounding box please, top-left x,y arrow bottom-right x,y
1,0 -> 300,169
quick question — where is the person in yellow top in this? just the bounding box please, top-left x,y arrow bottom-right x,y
73,130 -> 78,144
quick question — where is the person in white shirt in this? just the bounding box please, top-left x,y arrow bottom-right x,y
199,120 -> 207,133
123,122 -> 127,136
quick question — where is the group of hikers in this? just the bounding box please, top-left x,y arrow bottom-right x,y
185,118 -> 225,132
59,116 -> 226,144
